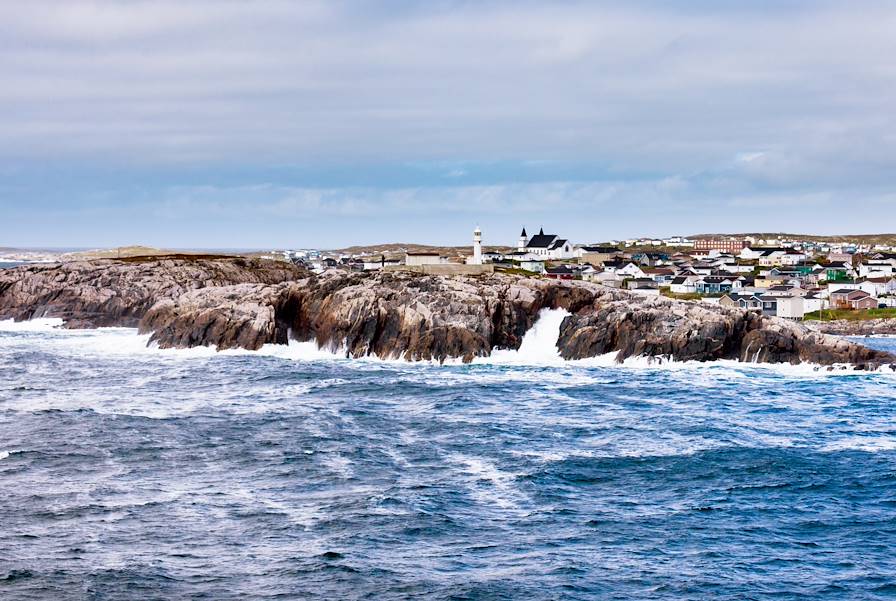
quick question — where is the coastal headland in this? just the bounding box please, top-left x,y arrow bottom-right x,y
0,256 -> 893,370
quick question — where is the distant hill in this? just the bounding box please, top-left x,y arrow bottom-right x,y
60,246 -> 242,261
331,243 -> 514,257
689,233 -> 896,245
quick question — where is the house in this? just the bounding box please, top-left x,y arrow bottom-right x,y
776,296 -> 806,320
803,293 -> 829,314
363,258 -> 402,270
762,285 -> 806,298
629,286 -> 661,296
695,276 -> 741,295
519,260 -> 545,274
631,252 -> 669,267
779,251 -> 808,266
642,267 -> 675,285
615,262 -> 648,279
584,271 -> 624,288
830,289 -> 878,310
405,252 -> 442,266
825,262 -> 854,282
864,277 -> 896,297
758,250 -> 788,266
544,265 -> 576,280
828,252 -> 853,263
578,246 -> 622,265
519,227 -> 575,260
601,258 -> 629,273
627,278 -> 659,291
720,292 -> 763,311
759,295 -> 779,316
670,276 -> 698,294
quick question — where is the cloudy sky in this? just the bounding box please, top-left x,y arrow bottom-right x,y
2,1 -> 895,249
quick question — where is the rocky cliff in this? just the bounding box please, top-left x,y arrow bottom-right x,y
0,256 -> 304,328
1,259 -> 893,369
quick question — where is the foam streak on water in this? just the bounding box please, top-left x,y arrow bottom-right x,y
1,321 -> 895,600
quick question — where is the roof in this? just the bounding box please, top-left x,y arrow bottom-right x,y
671,277 -> 690,285
526,233 -> 558,248
831,289 -> 871,299
547,239 -> 569,250
580,246 -> 621,253
545,265 -> 575,274
521,227 -> 527,237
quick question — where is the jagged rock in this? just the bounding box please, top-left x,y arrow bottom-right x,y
0,256 -> 305,328
805,318 -> 896,337
1,260 -> 893,370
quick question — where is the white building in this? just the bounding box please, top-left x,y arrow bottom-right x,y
776,296 -> 806,320
405,252 -> 441,266
519,227 -> 575,260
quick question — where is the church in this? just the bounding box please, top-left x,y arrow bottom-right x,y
518,227 -> 575,260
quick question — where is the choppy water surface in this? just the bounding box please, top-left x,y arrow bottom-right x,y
1,319 -> 895,600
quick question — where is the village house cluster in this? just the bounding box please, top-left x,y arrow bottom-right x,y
276,231 -> 896,320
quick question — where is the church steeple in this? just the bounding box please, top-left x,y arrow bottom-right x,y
518,227 -> 529,252
539,227 -> 544,235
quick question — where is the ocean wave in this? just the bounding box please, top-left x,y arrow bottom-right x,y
2,315 -> 894,378
0,317 -> 64,331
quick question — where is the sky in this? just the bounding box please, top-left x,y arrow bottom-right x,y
1,0 -> 895,249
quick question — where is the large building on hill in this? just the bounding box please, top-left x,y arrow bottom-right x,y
518,227 -> 575,260
694,238 -> 751,254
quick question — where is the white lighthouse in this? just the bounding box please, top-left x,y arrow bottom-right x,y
471,226 -> 483,265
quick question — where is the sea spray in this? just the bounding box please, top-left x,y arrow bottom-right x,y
483,308 -> 570,365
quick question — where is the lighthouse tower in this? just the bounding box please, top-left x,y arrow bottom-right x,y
472,226 -> 483,265
518,227 -> 528,251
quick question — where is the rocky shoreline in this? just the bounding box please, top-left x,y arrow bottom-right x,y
1,257 -> 894,370
805,318 -> 896,337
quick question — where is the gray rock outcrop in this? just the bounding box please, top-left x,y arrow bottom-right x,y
1,259 -> 893,370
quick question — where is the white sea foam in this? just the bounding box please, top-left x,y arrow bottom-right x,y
2,314 -> 893,378
0,318 -> 64,331
479,308 -> 570,366
820,436 -> 896,453
450,453 -> 528,511
0,451 -> 9,460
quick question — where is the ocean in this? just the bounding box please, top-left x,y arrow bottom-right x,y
1,314 -> 895,600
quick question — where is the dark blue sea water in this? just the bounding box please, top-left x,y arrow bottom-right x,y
1,318 -> 895,600
0,261 -> 27,269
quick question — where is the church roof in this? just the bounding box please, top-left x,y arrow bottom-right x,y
527,233 -> 558,248
547,238 -> 568,250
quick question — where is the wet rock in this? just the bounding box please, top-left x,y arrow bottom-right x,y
0,256 -> 305,328
1,263 -> 893,369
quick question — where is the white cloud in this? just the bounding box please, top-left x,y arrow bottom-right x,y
0,0 -> 893,184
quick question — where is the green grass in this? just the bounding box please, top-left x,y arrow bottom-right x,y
804,308 -> 896,322
495,266 -> 540,277
661,290 -> 702,301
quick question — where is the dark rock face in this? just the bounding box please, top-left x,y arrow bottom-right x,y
0,256 -> 305,328
1,261 -> 893,369
139,270 -> 895,369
